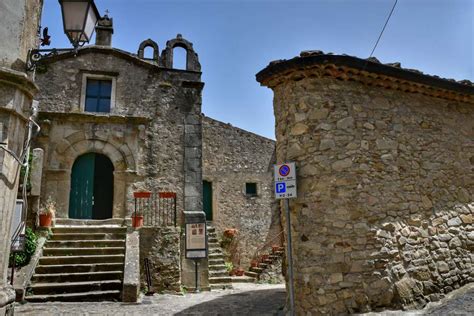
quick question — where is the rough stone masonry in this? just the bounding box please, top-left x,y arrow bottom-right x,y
257,51 -> 473,314
0,1 -> 42,314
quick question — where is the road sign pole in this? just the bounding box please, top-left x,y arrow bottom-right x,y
285,198 -> 295,316
194,259 -> 200,293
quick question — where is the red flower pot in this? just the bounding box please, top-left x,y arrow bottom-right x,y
39,213 -> 53,227
272,245 -> 280,253
261,254 -> 269,262
235,268 -> 245,276
250,260 -> 258,268
132,215 -> 144,228
133,191 -> 151,198
223,228 -> 238,238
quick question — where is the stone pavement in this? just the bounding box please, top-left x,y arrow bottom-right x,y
15,283 -> 286,316
14,282 -> 474,315
362,283 -> 474,316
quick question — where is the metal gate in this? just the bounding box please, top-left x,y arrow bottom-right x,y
133,191 -> 177,227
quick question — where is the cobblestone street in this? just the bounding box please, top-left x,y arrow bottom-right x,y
363,283 -> 474,316
15,283 -> 286,316
15,283 -> 474,316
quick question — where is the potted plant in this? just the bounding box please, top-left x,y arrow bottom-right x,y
39,196 -> 55,227
250,259 -> 258,268
131,210 -> 144,228
235,267 -> 245,276
223,228 -> 238,238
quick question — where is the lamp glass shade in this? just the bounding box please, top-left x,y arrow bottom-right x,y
59,0 -> 99,47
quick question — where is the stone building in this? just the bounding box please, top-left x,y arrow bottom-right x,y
0,0 -> 43,314
26,17 -> 278,299
33,16 -> 204,290
202,116 -> 278,266
257,51 -> 473,314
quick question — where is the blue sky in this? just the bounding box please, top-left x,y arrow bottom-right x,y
41,0 -> 473,139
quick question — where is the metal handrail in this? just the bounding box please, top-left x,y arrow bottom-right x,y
11,222 -> 25,245
252,230 -> 284,262
10,221 -> 25,285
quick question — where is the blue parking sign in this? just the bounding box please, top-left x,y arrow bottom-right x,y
276,182 -> 286,193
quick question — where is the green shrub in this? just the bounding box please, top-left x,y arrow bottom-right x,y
9,227 -> 37,268
224,261 -> 233,272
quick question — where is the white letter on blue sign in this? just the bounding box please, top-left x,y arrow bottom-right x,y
276,182 -> 286,193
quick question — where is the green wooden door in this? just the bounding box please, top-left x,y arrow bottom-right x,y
203,181 -> 213,221
69,153 -> 95,219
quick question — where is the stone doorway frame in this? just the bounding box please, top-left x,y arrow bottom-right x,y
43,131 -> 136,219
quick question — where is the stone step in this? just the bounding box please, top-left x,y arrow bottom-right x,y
46,240 -> 125,248
245,271 -> 259,278
51,233 -> 126,241
258,258 -> 272,265
208,276 -> 232,284
208,259 -> 226,265
35,263 -> 124,274
208,264 -> 226,271
231,276 -> 256,283
39,254 -> 125,265
250,267 -> 263,273
52,227 -> 127,234
32,271 -> 123,283
208,253 -> 224,260
42,247 -> 125,256
210,283 -> 233,290
208,237 -> 219,243
25,290 -> 121,302
209,270 -> 229,278
27,280 -> 122,295
208,248 -> 223,255
55,218 -> 125,226
259,263 -> 268,269
208,242 -> 220,248
269,255 -> 281,261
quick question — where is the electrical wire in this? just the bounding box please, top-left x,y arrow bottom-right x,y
368,0 -> 398,59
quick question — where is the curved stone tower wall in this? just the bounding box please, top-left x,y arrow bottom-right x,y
258,56 -> 473,314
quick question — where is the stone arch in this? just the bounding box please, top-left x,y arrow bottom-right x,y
52,132 -> 136,172
47,132 -> 136,219
161,34 -> 201,71
137,39 -> 160,62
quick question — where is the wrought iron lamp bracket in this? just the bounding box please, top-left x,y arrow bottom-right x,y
26,47 -> 78,72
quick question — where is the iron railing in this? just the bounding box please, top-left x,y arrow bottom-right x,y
134,191 -> 177,227
252,230 -> 284,263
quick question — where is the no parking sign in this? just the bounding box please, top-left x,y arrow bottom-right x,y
274,162 -> 297,199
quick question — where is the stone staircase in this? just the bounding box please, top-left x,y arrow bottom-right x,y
245,246 -> 285,280
207,224 -> 232,290
25,226 -> 126,302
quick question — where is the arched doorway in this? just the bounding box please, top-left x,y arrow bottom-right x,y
69,153 -> 114,219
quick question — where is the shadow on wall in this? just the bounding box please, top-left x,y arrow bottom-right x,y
175,288 -> 286,315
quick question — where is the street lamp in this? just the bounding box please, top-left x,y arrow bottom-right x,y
60,0 -> 100,49
27,0 -> 100,71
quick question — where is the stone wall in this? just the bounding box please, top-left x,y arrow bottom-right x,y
0,1 -> 42,313
0,0 -> 43,70
34,41 -> 205,289
202,116 -> 280,266
34,46 -> 203,222
139,227 -> 181,293
257,53 -> 473,314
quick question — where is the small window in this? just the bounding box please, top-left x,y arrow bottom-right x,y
245,183 -> 257,196
85,79 -> 112,113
